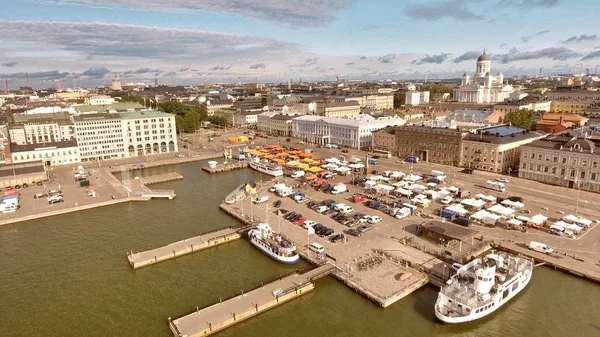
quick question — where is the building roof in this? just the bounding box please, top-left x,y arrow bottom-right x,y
453,109 -> 492,119
74,102 -> 145,113
523,134 -> 600,154
271,114 -> 296,121
540,113 -> 588,123
421,221 -> 480,241
477,51 -> 490,62
12,111 -> 71,125
325,101 -> 360,108
119,110 -> 173,119
465,126 -> 547,144
73,113 -> 121,122
373,126 -> 396,135
10,139 -> 79,153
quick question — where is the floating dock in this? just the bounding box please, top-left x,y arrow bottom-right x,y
202,162 -> 248,174
127,228 -> 241,269
169,264 -> 334,337
142,172 -> 183,185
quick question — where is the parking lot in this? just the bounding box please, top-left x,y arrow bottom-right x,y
0,166 -> 127,222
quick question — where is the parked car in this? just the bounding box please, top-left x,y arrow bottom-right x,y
460,168 -> 474,174
14,185 -> 21,189
48,196 -> 64,204
36,181 -> 43,186
367,215 -> 382,224
293,217 -> 306,225
508,196 -> 524,202
319,228 -> 334,237
341,149 -> 349,153
346,228 -> 361,237
303,220 -> 317,229
329,234 -> 346,243
273,200 -> 282,208
496,177 -> 510,183
22,183 -> 29,188
357,224 -> 373,233
5,186 -> 13,190
34,193 -> 47,199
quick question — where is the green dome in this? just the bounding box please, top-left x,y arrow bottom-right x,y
477,51 -> 490,62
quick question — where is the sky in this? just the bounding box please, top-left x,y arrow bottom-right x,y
1,0 -> 599,88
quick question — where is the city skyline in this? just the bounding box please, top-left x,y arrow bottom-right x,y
1,0 -> 600,87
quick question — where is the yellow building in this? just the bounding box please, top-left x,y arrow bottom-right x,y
550,101 -> 592,113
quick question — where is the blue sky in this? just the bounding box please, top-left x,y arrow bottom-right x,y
1,0 -> 599,87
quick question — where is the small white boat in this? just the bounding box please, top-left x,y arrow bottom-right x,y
435,251 -> 533,324
248,223 -> 299,264
249,160 -> 283,177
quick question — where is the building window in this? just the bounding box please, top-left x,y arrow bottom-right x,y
580,171 -> 586,179
571,169 -> 576,177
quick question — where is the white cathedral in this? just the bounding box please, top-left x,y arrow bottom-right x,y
453,51 -> 514,104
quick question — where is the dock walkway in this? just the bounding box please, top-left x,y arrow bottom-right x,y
127,228 -> 240,269
142,172 -> 183,185
169,265 -> 333,337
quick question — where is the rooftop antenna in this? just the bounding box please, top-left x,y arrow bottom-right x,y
4,79 -> 8,94
26,72 -> 30,88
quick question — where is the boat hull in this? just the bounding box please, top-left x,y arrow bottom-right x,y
249,162 -> 283,177
249,236 -> 299,264
435,268 -> 532,324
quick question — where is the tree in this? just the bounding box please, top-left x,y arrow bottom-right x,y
394,92 -> 406,109
184,110 -> 201,131
175,115 -> 187,133
205,116 -> 228,127
505,109 -> 535,129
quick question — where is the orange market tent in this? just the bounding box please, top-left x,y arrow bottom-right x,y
227,136 -> 238,143
305,175 -> 318,181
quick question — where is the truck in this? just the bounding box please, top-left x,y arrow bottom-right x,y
405,156 -> 419,163
368,158 -> 378,165
278,187 -> 294,197
331,183 -> 348,195
528,241 -> 553,254
486,180 -> 506,192
349,157 -> 361,163
290,170 -> 305,178
253,196 -> 269,204
394,207 -> 411,219
431,170 -> 444,177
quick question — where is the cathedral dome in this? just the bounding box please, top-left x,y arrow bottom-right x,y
477,51 -> 490,62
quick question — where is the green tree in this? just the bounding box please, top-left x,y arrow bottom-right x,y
205,116 -> 228,127
505,109 -> 535,129
175,115 -> 187,133
420,86 -> 453,99
394,92 -> 406,109
184,110 -> 201,131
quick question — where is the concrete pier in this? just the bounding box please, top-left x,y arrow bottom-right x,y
492,241 -> 600,284
127,228 -> 241,269
169,264 -> 334,337
202,162 -> 248,174
141,172 -> 183,185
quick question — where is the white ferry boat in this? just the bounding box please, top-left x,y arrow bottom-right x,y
249,160 -> 283,177
248,223 -> 299,264
435,251 -> 533,324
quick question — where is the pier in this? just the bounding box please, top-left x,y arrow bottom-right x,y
141,189 -> 177,199
492,241 -> 600,284
127,228 -> 241,269
169,264 -> 334,337
141,172 -> 183,185
202,161 -> 248,174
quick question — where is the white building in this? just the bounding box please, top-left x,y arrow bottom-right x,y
9,112 -> 75,145
10,140 -> 80,167
345,94 -> 395,110
85,95 -> 116,106
74,110 -> 177,161
405,91 -> 430,106
454,51 -> 514,104
257,111 -> 297,136
292,114 -> 405,149
112,74 -> 122,91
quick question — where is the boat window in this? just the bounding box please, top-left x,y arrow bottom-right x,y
512,282 -> 518,291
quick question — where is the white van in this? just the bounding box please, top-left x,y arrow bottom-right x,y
291,171 -> 305,178
309,243 -> 325,254
528,241 -> 553,254
253,196 -> 269,204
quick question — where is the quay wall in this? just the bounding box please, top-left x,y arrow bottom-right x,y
0,196 -> 147,227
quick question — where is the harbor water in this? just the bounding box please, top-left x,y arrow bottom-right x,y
0,161 -> 599,337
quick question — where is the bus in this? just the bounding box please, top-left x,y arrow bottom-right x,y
486,180 -> 506,192
372,149 -> 392,158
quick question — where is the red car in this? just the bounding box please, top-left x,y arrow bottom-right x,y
293,218 -> 306,225
352,194 -> 365,203
5,186 -> 13,191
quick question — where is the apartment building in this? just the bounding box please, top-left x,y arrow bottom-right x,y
316,101 -> 360,118
371,127 -> 396,154
345,94 -> 394,110
257,111 -> 296,136
74,110 -> 177,161
292,114 -> 405,149
395,125 -> 466,166
9,112 -> 75,145
462,126 -> 547,173
10,140 -> 80,166
405,90 -> 430,106
519,135 -> 600,192
84,95 -> 116,106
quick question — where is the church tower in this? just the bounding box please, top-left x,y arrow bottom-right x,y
475,50 -> 491,78
111,73 -> 122,91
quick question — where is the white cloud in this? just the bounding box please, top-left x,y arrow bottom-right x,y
32,0 -> 351,27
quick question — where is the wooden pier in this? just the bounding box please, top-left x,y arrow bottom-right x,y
169,264 -> 334,337
492,241 -> 600,284
202,162 -> 248,174
142,172 -> 183,185
127,228 -> 241,269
